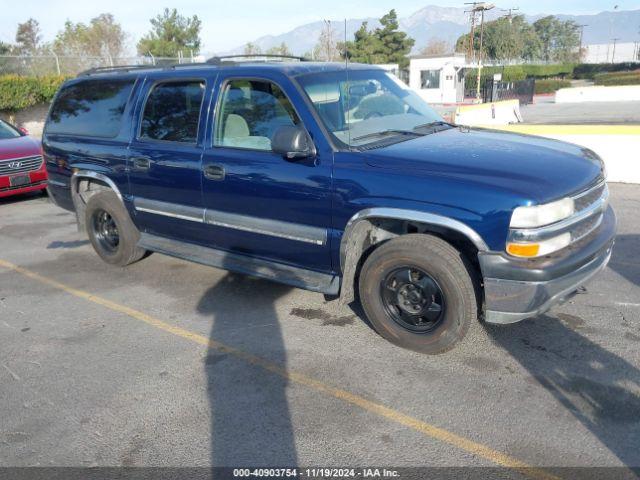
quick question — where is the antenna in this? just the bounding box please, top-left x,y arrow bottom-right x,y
345,18 -> 351,148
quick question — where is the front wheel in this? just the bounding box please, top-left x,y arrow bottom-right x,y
85,190 -> 147,266
358,234 -> 477,354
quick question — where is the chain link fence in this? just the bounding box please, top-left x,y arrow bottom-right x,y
0,55 -> 203,76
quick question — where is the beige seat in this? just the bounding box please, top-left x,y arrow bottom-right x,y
224,113 -> 250,139
221,113 -> 271,150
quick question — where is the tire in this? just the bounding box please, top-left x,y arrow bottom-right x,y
358,234 -> 477,354
85,190 -> 147,266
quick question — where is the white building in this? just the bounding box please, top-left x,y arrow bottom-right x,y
409,54 -> 469,104
583,43 -> 640,64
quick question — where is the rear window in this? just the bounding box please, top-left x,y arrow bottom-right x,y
47,79 -> 135,138
139,80 -> 205,143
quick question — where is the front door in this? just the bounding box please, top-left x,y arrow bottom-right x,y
127,76 -> 209,243
200,75 -> 333,272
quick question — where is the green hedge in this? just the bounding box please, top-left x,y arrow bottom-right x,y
594,70 -> 640,86
573,63 -> 640,80
0,75 -> 67,112
465,63 -> 576,89
534,79 -> 571,94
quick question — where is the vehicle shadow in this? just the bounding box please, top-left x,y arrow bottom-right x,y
608,234 -> 640,287
485,315 -> 640,470
0,190 -> 48,206
196,268 -> 298,470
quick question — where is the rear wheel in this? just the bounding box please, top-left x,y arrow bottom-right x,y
358,234 -> 477,354
85,190 -> 147,266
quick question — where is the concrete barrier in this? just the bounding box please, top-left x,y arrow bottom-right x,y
454,99 -> 522,126
556,85 -> 640,103
487,125 -> 640,184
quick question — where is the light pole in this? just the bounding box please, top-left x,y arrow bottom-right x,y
612,38 -> 620,63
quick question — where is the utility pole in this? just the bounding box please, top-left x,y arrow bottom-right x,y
464,2 -> 480,63
577,24 -> 588,61
472,3 -> 494,102
612,38 -> 620,63
608,4 -> 619,62
500,7 -> 519,24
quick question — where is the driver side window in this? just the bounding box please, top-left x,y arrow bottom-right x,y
215,79 -> 300,151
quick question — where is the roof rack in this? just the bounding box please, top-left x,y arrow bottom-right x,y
206,54 -> 309,65
78,62 -> 213,77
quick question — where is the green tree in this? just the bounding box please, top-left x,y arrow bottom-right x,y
0,42 -> 12,55
137,8 -> 201,57
533,16 -> 580,63
15,18 -> 42,54
341,10 -> 414,68
375,10 -> 414,68
244,42 -> 261,55
483,16 -> 540,61
266,42 -> 292,56
54,13 -> 127,58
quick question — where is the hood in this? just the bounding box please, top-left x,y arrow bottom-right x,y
365,127 -> 603,204
0,135 -> 42,161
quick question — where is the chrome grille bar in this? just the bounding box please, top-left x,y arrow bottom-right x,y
0,155 -> 43,175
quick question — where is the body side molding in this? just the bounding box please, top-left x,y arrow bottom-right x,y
132,196 -> 327,245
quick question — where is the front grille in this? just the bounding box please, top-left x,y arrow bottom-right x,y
574,181 -> 606,212
0,155 -> 43,175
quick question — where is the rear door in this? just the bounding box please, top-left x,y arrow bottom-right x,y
127,75 -> 211,243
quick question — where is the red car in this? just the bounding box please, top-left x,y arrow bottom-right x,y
0,119 -> 48,198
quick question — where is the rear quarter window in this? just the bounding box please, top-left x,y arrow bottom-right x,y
46,79 -> 135,138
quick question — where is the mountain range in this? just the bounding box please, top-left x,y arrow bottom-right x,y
222,5 -> 640,56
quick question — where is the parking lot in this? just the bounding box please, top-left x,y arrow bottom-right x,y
1,184 -> 639,477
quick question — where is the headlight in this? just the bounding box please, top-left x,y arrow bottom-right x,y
510,197 -> 575,229
506,233 -> 571,258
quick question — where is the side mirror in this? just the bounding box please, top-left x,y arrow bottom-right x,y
272,125 -> 315,160
19,127 -> 29,135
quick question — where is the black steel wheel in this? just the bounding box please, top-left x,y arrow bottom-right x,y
85,190 -> 148,266
380,266 -> 446,333
92,209 -> 120,254
358,234 -> 477,354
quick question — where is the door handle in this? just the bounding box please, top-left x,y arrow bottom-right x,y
133,157 -> 151,170
203,164 -> 225,181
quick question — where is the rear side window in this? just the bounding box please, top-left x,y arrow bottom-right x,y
139,80 -> 205,143
47,79 -> 134,137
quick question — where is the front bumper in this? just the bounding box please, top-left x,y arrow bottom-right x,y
480,206 -> 616,324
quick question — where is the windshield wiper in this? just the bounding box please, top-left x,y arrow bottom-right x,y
413,120 -> 455,131
352,130 -> 423,142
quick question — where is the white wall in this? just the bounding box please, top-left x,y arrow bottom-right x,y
583,43 -> 640,64
556,85 -> 640,103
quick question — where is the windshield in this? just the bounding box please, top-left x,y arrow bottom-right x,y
0,120 -> 22,140
298,69 -> 445,148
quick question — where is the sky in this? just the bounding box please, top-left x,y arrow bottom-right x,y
1,0 -> 639,55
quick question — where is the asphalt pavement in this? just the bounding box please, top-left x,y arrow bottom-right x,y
0,185 -> 639,477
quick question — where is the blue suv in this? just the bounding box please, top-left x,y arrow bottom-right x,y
44,56 -> 616,354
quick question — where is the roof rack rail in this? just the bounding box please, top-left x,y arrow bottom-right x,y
78,62 -> 215,77
206,54 -> 309,65
78,64 -> 153,76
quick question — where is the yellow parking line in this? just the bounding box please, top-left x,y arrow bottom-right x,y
0,258 -> 560,480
